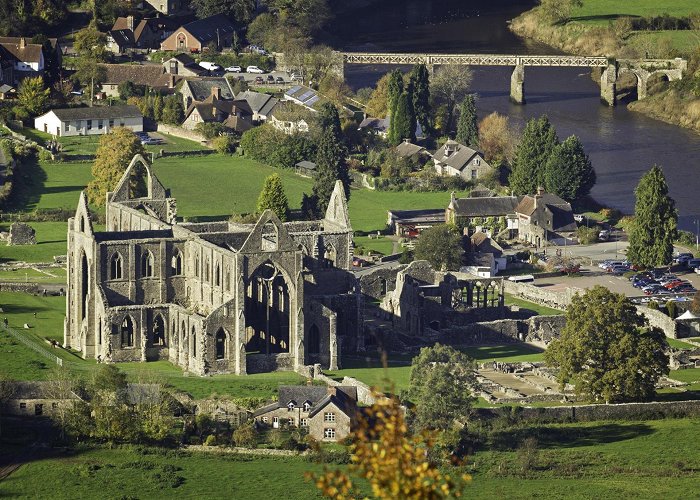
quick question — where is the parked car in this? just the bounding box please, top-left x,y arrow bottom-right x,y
674,252 -> 694,264
247,65 -> 264,73
199,61 -> 221,71
609,265 -> 629,275
254,76 -> 264,84
266,75 -> 275,83
598,229 -> 610,241
686,258 -> 700,269
695,267 -> 700,275
225,65 -> 242,73
275,76 -> 285,84
289,72 -> 303,82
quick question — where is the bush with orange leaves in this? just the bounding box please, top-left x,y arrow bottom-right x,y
307,394 -> 471,499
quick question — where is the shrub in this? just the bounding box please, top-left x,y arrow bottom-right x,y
195,122 -> 229,140
576,226 -> 598,245
204,434 -> 217,446
212,135 -> 236,155
232,423 -> 257,448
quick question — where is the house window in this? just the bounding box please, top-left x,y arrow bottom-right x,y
52,402 -> 58,409
35,404 -> 43,416
303,401 -> 312,412
64,122 -> 69,132
87,120 -> 92,130
109,119 -> 114,127
474,158 -> 481,166
262,416 -> 268,423
288,418 -> 295,425
471,170 -> 477,179
301,418 -> 309,427
19,402 -> 26,409
287,401 -> 295,411
324,412 -> 335,423
323,428 -> 336,439
98,120 -> 103,129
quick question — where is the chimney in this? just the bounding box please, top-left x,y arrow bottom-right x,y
326,386 -> 337,396
211,86 -> 221,100
19,37 -> 26,49
536,186 -> 544,197
169,74 -> 176,88
127,15 -> 135,31
403,138 -> 410,144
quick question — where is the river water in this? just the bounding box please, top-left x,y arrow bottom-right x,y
330,0 -> 700,231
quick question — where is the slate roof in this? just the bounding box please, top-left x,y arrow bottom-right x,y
389,209 -> 446,225
434,140 -> 483,172
0,36 -> 59,50
180,14 -> 235,44
451,196 -> 520,217
101,63 -> 165,86
168,53 -> 196,66
236,90 -> 279,116
48,104 -> 143,122
184,77 -> 234,101
515,192 -> 577,232
396,141 -> 427,158
471,232 -> 503,256
0,38 -> 43,64
109,29 -> 135,48
253,385 -> 358,417
471,184 -> 494,198
296,160 -> 317,171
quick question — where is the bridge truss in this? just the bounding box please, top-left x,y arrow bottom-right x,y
342,52 -> 610,68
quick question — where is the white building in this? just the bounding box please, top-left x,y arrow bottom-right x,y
34,105 -> 143,137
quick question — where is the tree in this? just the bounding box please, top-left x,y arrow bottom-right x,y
455,94 -> 478,147
87,127 -> 146,206
478,112 -> 517,165
539,0 -> 583,24
509,115 -> 559,195
73,23 -> 107,101
161,95 -> 184,125
389,91 -> 416,145
365,73 -> 391,118
414,224 -> 463,271
627,165 -> 678,268
386,69 -> 404,119
256,173 -> 289,221
407,344 -> 477,431
152,93 -> 164,122
190,0 -> 255,23
16,76 -> 49,117
543,135 -> 595,202
545,286 -> 669,403
409,64 -> 431,135
315,102 -> 342,141
313,126 -> 349,214
0,372 -> 15,438
431,65 -> 473,132
233,422 -> 257,447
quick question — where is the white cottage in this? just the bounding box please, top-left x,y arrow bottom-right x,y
34,105 -> 143,137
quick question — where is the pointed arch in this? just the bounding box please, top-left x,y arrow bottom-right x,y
152,314 -> 166,346
80,251 -> 89,321
216,328 -> 227,360
121,316 -> 134,347
215,262 -> 221,287
171,249 -> 183,276
110,252 -> 123,280
141,250 -> 154,278
308,324 -> 320,354
191,325 -> 197,358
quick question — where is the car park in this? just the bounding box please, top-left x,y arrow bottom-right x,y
674,252 -> 694,264
246,65 -> 264,73
225,65 -> 242,72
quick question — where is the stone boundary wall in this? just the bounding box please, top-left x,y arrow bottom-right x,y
503,280 -> 572,310
0,282 -> 40,293
156,124 -> 209,144
637,306 -> 678,338
313,369 -> 378,406
441,315 -> 566,345
185,445 -> 304,456
474,399 -> 700,422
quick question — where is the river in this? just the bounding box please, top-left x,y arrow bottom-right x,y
329,0 -> 700,232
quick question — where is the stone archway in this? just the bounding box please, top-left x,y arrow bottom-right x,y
244,261 -> 292,355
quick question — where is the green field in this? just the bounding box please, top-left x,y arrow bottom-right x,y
4,418 -> 700,499
0,222 -> 74,263
504,293 -> 563,316
0,267 -> 66,284
570,0 -> 700,23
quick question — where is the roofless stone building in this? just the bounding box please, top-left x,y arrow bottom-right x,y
65,155 -> 359,375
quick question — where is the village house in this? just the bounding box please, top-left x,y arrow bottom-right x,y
144,0 -> 190,16
269,101 -> 313,135
1,381 -> 80,418
160,14 -> 236,52
358,115 -> 424,140
446,192 -> 520,237
99,63 -> 181,98
253,386 -> 358,442
462,232 -> 507,278
34,105 -> 143,137
0,37 -> 50,82
283,85 -> 320,110
163,53 -> 207,77
182,86 -> 254,133
387,208 -> 446,237
433,140 -> 492,181
235,90 -> 279,122
396,140 -> 431,162
180,77 -> 235,108
107,15 -> 176,53
514,188 -> 577,247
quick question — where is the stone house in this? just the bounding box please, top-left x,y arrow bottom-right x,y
269,101 -> 313,135
433,140 -> 491,181
514,188 -> 577,247
160,14 -> 236,52
144,0 -> 190,16
179,77 -> 235,109
163,53 -> 207,77
357,116 -> 423,140
463,232 -> 506,278
235,90 -> 279,123
1,381 -> 80,418
182,86 -> 254,133
396,140 -> 431,162
445,192 -> 519,236
34,105 -> 143,137
65,155 -> 360,376
253,385 -> 358,442
99,64 -> 181,98
0,37 -> 45,81
107,16 -> 165,53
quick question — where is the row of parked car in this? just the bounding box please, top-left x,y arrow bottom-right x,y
598,260 -> 633,275
630,270 -> 697,295
134,131 -> 161,145
674,252 -> 700,270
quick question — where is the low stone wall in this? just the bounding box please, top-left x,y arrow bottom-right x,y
474,399 -> 700,422
156,124 -> 209,144
440,315 -> 566,345
185,445 -> 303,456
0,282 -> 40,293
637,306 -> 678,338
313,368 -> 378,406
503,280 -> 572,310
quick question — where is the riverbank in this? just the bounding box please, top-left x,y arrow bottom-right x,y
509,3 -> 700,136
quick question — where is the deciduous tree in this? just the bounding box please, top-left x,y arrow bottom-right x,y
407,344 -> 477,431
365,73 -> 391,118
539,0 -> 583,24
256,173 -> 289,221
190,0 -> 255,23
627,165 -> 678,268
543,135 -> 596,202
545,286 -> 669,403
87,127 -> 146,207
478,112 -> 517,165
431,65 -> 473,132
16,76 -> 50,117
509,115 -> 558,195
455,94 -> 478,147
414,224 -> 463,271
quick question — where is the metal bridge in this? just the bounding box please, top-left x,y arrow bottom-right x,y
342,52 -> 609,68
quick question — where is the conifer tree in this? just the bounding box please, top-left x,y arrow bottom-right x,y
152,93 -> 164,122
312,115 -> 350,215
543,135 -> 596,202
87,128 -> 146,206
409,64 -> 431,135
509,115 -> 559,195
386,69 -> 405,143
256,173 -> 289,221
455,94 -> 478,147
389,91 -> 416,145
627,165 -> 678,268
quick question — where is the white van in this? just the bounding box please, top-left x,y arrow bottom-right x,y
508,275 -> 535,283
198,61 -> 221,71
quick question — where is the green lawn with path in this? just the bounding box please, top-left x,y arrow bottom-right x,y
0,267 -> 66,284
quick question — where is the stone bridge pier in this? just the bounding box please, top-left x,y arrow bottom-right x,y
600,58 -> 687,106
510,64 -> 525,104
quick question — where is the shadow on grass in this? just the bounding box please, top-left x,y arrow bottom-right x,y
487,422 -> 654,451
568,14 -> 641,23
5,157 -> 46,212
653,389 -> 700,402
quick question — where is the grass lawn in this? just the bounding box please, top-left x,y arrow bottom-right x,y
0,222 -> 91,264
353,235 -> 395,256
666,338 -> 697,350
569,0 -> 700,23
504,293 -> 563,316
0,267 -> 66,284
668,368 -> 700,384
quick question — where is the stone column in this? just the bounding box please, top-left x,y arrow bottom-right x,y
510,64 -> 525,104
234,261 -> 247,375
636,71 -> 649,100
331,50 -> 345,81
600,62 -> 617,106
329,312 -> 338,371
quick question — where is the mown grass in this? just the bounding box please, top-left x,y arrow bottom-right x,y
0,267 -> 66,284
353,235 -> 395,256
504,293 -> 563,316
0,222 -> 75,263
666,338 -> 697,350
569,0 -> 700,24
